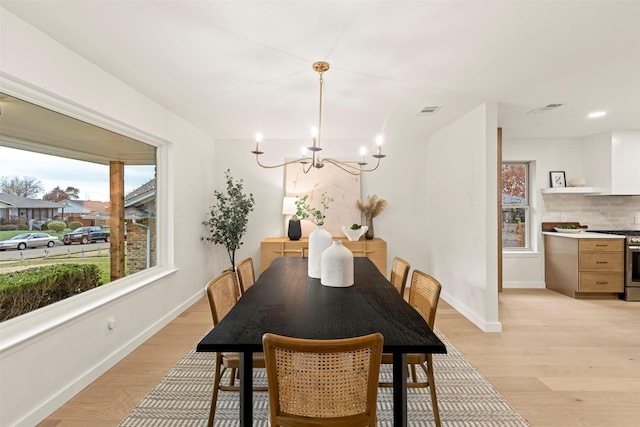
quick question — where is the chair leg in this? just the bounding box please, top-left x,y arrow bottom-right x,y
410,363 -> 418,383
425,354 -> 441,427
208,353 -> 223,427
229,367 -> 237,386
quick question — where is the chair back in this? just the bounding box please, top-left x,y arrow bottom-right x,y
236,257 -> 256,295
408,270 -> 442,328
206,270 -> 239,325
389,257 -> 410,296
262,332 -> 384,427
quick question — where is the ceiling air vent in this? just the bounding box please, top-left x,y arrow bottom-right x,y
526,104 -> 564,114
417,106 -> 442,116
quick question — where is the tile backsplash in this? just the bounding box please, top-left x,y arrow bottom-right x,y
541,194 -> 640,230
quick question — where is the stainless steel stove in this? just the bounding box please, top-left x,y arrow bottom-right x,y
589,230 -> 640,301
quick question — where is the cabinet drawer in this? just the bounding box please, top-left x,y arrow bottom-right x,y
579,239 -> 624,252
579,253 -> 624,271
579,272 -> 624,292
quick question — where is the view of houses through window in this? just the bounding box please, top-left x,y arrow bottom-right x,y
0,146 -> 157,322
501,162 -> 529,250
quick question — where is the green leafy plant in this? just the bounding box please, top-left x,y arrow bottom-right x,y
350,223 -> 362,230
46,221 -> 66,232
202,170 -> 255,271
295,193 -> 333,226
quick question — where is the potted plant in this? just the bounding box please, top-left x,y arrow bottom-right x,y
341,223 -> 369,241
356,194 -> 387,239
294,192 -> 333,278
202,169 -> 255,271
294,192 -> 333,226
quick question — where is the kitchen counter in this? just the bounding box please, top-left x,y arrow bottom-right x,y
542,231 -> 626,239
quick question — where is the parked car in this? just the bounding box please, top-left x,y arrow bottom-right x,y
0,233 -> 60,251
62,226 -> 110,245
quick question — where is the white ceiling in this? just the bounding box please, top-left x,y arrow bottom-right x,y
2,1 -> 639,145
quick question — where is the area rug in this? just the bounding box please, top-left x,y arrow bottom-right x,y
120,329 -> 529,426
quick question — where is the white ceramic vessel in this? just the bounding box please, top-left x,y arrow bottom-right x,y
320,241 -> 354,287
308,225 -> 332,278
341,225 -> 368,241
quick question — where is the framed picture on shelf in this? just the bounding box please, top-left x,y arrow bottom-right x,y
549,171 -> 566,188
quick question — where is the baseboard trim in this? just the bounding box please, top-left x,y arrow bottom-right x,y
503,280 -> 546,289
16,290 -> 205,427
440,292 -> 502,333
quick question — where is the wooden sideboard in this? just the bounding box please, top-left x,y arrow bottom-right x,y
260,237 -> 387,275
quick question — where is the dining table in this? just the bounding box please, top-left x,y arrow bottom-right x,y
197,256 -> 447,426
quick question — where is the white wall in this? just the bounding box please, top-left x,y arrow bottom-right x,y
213,133 -> 430,278
425,103 -> 501,332
0,9 -> 217,426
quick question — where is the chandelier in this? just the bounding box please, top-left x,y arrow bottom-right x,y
251,61 -> 386,175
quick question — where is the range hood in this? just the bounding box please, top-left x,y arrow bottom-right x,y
583,130 -> 640,196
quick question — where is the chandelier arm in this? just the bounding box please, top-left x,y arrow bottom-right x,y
254,154 -> 314,169
321,158 -> 363,175
322,157 -> 383,174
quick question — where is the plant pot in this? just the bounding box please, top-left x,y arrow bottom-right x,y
365,217 -> 374,239
341,225 -> 368,241
308,225 -> 332,278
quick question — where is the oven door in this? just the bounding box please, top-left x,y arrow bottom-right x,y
625,245 -> 640,301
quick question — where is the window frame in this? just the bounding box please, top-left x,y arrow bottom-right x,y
501,161 -> 531,251
0,79 -> 175,351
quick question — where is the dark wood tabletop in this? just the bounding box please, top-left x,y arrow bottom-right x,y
197,256 -> 447,426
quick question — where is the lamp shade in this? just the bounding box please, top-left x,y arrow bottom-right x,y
282,197 -> 298,215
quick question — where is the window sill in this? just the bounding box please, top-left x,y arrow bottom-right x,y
0,266 -> 178,355
502,251 -> 540,258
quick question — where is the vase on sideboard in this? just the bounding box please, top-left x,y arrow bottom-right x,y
365,217 -> 374,239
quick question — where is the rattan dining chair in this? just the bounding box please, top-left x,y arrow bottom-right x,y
236,257 -> 256,295
389,256 -> 411,297
205,270 -> 266,427
379,269 -> 443,427
262,332 -> 384,427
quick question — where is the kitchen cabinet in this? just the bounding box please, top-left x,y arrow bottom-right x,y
582,130 -> 640,195
544,233 -> 624,299
260,237 -> 387,275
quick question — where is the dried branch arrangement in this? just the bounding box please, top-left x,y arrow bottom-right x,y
356,194 -> 387,219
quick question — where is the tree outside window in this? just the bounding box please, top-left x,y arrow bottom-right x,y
502,163 -> 529,249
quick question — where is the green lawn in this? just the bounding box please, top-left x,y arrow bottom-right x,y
0,253 -> 111,284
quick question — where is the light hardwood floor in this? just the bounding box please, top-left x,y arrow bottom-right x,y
40,289 -> 640,427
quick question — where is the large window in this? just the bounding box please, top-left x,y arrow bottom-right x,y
0,93 -> 158,321
502,162 -> 529,250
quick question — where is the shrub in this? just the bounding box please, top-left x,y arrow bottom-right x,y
0,264 -> 101,322
18,224 -> 28,230
0,224 -> 19,231
68,221 -> 83,231
46,221 -> 66,232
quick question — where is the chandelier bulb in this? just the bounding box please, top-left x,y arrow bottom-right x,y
376,135 -> 383,146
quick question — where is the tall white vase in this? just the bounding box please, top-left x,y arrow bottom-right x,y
308,225 -> 332,278
321,241 -> 354,287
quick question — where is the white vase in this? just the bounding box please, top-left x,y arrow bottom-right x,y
308,225 -> 332,278
341,225 -> 369,241
321,241 -> 354,287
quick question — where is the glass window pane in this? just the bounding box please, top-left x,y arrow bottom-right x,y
502,163 -> 527,205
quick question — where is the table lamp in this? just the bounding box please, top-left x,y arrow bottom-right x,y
282,197 -> 301,240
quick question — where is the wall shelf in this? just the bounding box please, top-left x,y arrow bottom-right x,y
541,187 -> 602,195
